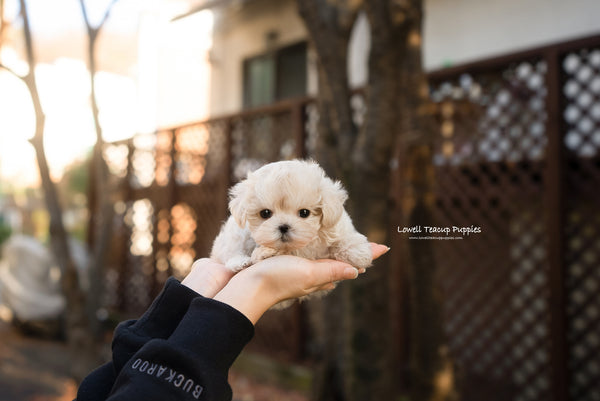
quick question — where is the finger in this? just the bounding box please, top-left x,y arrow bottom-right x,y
319,282 -> 336,291
309,259 -> 357,287
305,281 -> 337,293
327,262 -> 359,282
370,243 -> 390,260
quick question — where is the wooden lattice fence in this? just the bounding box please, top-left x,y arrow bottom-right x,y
97,34 -> 600,401
427,34 -> 600,401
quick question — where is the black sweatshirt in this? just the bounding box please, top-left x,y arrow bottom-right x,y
75,277 -> 255,401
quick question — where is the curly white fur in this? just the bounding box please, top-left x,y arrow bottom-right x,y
210,159 -> 372,308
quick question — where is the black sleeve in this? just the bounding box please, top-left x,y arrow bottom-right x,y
106,296 -> 254,401
76,277 -> 253,401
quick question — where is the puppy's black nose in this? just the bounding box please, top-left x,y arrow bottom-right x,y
278,224 -> 290,234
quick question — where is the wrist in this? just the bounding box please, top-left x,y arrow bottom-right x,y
182,259 -> 235,298
213,268 -> 272,324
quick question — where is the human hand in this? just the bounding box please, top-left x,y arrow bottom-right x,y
214,242 -> 389,324
181,258 -> 236,298
249,242 -> 389,298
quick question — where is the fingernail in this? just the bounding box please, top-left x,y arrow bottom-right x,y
358,268 -> 366,274
344,267 -> 359,279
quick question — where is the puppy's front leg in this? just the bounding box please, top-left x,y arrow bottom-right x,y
210,217 -> 256,271
331,233 -> 373,269
327,212 -> 373,269
250,245 -> 280,264
224,255 -> 253,272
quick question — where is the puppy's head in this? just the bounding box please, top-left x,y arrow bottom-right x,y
229,160 -> 347,251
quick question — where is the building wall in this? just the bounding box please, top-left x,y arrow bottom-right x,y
208,0 -> 308,116
190,0 -> 600,119
424,0 -> 600,70
139,9 -> 214,130
207,0 -> 372,117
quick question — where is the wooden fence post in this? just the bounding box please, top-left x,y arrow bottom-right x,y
544,47 -> 569,401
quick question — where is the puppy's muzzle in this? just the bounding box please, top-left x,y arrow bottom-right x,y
278,224 -> 291,242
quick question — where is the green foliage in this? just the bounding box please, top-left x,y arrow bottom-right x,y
57,157 -> 91,243
0,217 -> 12,248
60,157 -> 90,200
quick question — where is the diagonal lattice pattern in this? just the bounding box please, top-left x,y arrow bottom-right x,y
429,39 -> 600,401
104,119 -> 231,312
562,46 -> 600,401
231,111 -> 296,180
102,35 -> 600,386
104,109 -> 305,359
430,59 -> 552,401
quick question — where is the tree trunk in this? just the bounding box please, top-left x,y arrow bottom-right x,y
365,1 -> 455,400
0,0 -> 6,44
79,0 -> 118,339
297,0 -> 456,400
296,3 -> 360,400
297,0 -> 358,179
297,0 -> 397,399
12,0 -> 99,381
340,1 -> 407,398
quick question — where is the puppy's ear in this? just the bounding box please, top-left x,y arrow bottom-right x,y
320,178 -> 348,228
229,179 -> 251,228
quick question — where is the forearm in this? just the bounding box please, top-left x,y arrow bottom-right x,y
213,271 -> 270,325
76,278 -> 200,401
106,297 -> 254,401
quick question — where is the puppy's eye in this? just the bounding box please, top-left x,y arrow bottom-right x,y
298,209 -> 310,218
259,209 -> 272,219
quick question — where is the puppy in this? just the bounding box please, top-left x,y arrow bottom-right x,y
210,159 -> 372,307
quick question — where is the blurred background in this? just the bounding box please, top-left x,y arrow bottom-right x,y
0,0 -> 599,400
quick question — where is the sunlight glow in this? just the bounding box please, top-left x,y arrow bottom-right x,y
0,0 -> 214,188
0,59 -> 137,185
0,71 -> 37,184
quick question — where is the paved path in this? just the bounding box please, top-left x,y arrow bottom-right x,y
0,320 -> 76,401
0,319 -> 308,401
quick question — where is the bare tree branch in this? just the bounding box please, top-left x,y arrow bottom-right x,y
78,0 -> 119,339
19,0 -> 34,68
78,0 -> 119,146
79,0 -> 119,41
0,62 -> 25,81
78,0 -> 93,34
99,0 -> 119,30
18,0 -> 45,145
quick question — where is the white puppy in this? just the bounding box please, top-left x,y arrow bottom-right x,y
210,159 -> 372,307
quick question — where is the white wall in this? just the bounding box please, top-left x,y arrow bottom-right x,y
140,10 -> 214,130
208,0 -> 308,116
424,0 -> 600,71
208,2 -> 371,116
202,0 -> 600,118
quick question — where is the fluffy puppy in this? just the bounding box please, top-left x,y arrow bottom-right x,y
210,159 -> 372,307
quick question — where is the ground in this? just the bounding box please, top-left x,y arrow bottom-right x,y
0,320 -> 308,401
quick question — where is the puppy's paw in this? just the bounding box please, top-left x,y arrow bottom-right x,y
225,256 -> 253,272
269,285 -> 336,311
250,246 -> 279,264
332,240 -> 373,269
270,299 -> 296,310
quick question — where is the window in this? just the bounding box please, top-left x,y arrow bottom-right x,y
243,42 -> 307,108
